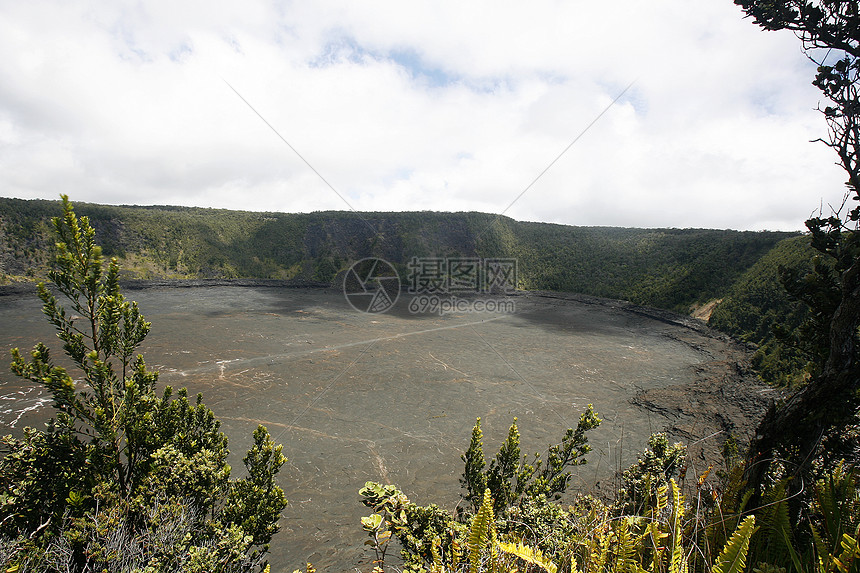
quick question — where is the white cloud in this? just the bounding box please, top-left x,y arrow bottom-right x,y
0,0 -> 849,230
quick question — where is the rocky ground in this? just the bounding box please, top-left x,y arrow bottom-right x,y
532,290 -> 781,474
632,332 -> 780,471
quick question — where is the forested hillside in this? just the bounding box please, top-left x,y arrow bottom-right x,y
0,197 -> 795,313
709,235 -> 820,386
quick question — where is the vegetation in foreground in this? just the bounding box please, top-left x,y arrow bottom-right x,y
0,197 -> 287,572
357,421 -> 859,573
5,193 -> 855,573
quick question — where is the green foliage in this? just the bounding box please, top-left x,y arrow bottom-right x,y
709,236 -> 818,387
505,493 -> 579,564
0,197 -> 794,315
709,461 -> 860,573
537,407 -> 602,498
809,463 -> 860,573
360,481 -> 413,567
461,417 -> 489,513
223,425 -> 289,553
362,474 -> 760,573
0,196 -> 287,571
734,0 -> 860,511
352,431 -> 860,573
485,419 -> 526,515
460,406 -> 601,516
777,255 -> 841,377
747,479 -> 793,568
360,480 -> 466,572
713,516 -> 758,573
468,489 -> 499,573
559,479 -> 756,573
497,540 -> 558,573
361,413 -> 599,573
620,433 -> 687,514
0,499 -> 265,573
510,224 -> 793,312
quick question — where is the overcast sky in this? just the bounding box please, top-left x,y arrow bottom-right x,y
0,1 -> 850,231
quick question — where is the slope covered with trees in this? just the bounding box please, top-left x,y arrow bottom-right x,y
0,197 -> 795,314
709,235 -> 820,386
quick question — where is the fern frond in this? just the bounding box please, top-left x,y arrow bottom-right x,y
656,483 -> 669,514
646,520 -> 668,573
431,536 -> 444,573
615,517 -> 649,573
498,541 -> 558,573
615,517 -> 636,573
713,515 -> 757,573
581,531 -> 603,573
834,525 -> 860,573
594,527 -> 612,573
739,490 -> 753,514
813,523 -> 836,572
469,489 -> 496,573
580,522 -> 612,573
751,479 -> 791,564
817,461 -> 844,540
669,479 -> 687,573
772,486 -> 792,558
815,460 -> 860,560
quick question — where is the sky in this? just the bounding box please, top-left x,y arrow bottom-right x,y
0,1 -> 851,231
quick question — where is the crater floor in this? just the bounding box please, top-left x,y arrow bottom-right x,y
0,286 -> 773,572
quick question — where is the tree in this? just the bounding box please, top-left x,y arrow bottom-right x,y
734,0 -> 860,503
619,432 -> 687,514
458,406 -> 601,516
0,196 -> 287,571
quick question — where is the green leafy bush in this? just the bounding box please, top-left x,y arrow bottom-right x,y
360,455 -> 763,573
620,433 -> 688,514
460,407 -> 601,516
0,197 -> 287,571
